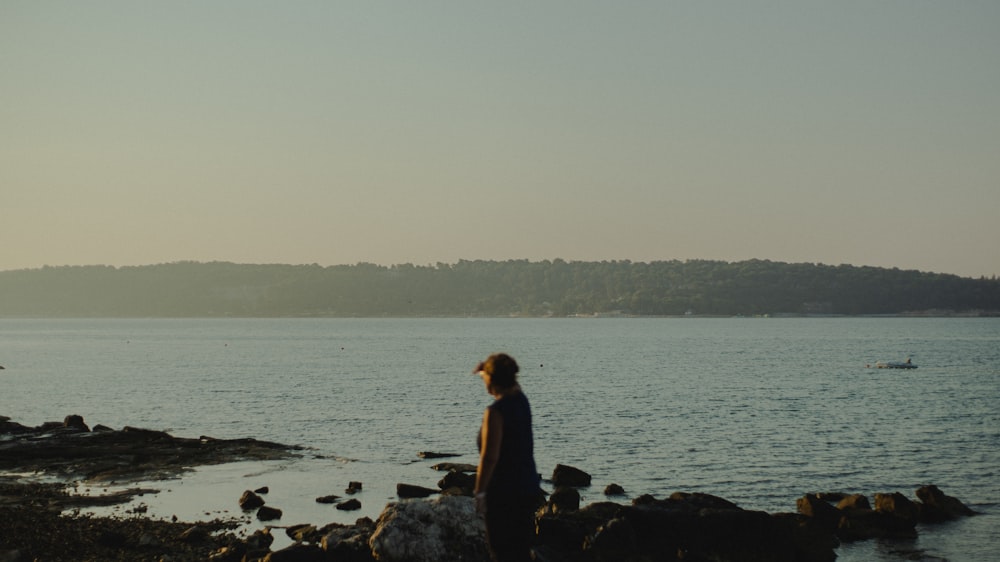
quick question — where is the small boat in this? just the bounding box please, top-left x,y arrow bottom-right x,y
874,359 -> 917,369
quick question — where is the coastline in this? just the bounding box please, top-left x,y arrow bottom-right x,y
1,415 -> 984,562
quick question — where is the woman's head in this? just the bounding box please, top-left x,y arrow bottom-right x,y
476,353 -> 520,391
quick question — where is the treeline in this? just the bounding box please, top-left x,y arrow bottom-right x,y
1,259 -> 998,317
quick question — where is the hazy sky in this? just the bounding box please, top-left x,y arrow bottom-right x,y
3,2 -> 998,277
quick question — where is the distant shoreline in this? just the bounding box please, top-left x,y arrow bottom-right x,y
1,312 -> 998,320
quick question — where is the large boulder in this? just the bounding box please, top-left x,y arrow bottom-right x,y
874,492 -> 920,523
321,520 -> 375,561
368,496 -> 489,562
796,494 -> 841,531
612,502 -> 807,562
239,490 -> 265,510
836,508 -> 917,541
835,494 -> 871,511
552,464 -> 592,487
63,415 -> 90,432
396,483 -> 438,499
915,485 -> 976,522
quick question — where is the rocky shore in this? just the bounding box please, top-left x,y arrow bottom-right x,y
0,415 -> 980,561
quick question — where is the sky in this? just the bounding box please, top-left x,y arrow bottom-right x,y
2,2 -> 998,278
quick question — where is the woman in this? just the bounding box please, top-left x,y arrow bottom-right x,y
474,353 -> 542,562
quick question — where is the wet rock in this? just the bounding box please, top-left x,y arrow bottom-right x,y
668,491 -> 743,511
337,498 -> 362,511
436,470 -> 475,494
430,462 -> 477,473
315,494 -> 340,504
836,508 -> 917,541
254,486 -> 269,494
264,543 -> 327,561
239,490 -> 265,510
369,496 -> 488,562
246,528 -> 275,551
257,505 -> 283,521
796,494 -> 841,530
416,451 -> 460,459
916,485 -> 976,522
552,463 -> 591,487
286,524 -> 318,542
63,415 -> 89,432
346,481 -> 363,494
396,483 -> 438,499
0,415 -> 300,482
321,521 -> 375,560
836,494 -> 871,510
604,483 -> 626,496
874,492 -> 920,523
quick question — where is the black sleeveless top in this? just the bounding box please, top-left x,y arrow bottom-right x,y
480,390 -> 541,495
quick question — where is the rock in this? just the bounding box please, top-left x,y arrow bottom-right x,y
63,415 -> 89,432
396,483 -> 438,499
264,543 -> 327,561
178,525 -> 210,543
430,462 -> 477,473
416,451 -> 460,459
835,494 -> 871,510
0,550 -> 24,562
369,496 -> 489,562
321,522 -> 375,559
915,485 -> 976,522
122,426 -> 172,440
346,481 -> 363,494
552,464 -> 592,487
619,503 -> 810,562
604,483 -> 626,496
209,544 -> 247,561
874,492 -> 920,523
544,486 -> 581,514
286,524 -> 318,542
97,530 -> 127,548
796,494 -> 841,530
254,486 -> 269,494
668,491 -> 743,511
836,508 -> 917,541
246,528 -> 274,551
770,513 -> 839,562
436,470 -> 475,494
315,494 -> 340,504
92,424 -> 114,432
584,516 -> 639,559
337,498 -> 362,511
257,505 -> 283,521
239,490 -> 265,510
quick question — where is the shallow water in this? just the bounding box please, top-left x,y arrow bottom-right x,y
2,317 -> 997,559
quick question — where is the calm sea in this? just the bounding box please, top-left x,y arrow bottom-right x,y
2,318 -> 998,560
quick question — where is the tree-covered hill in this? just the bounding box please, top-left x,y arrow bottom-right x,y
1,260 -> 997,317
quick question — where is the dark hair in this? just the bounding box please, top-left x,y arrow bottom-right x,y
477,353 -> 520,389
